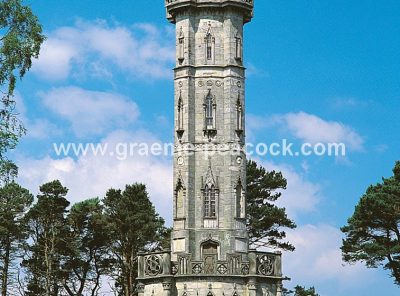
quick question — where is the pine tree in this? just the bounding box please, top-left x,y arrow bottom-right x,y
0,182 -> 33,296
342,161 -> 400,285
246,160 -> 296,251
63,198 -> 112,296
22,180 -> 70,296
103,184 -> 168,296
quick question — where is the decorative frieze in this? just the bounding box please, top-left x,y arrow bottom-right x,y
145,255 -> 163,276
138,250 -> 281,278
257,255 -> 275,276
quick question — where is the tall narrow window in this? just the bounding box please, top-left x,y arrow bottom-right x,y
178,27 -> 184,64
204,23 -> 215,63
176,185 -> 184,218
236,181 -> 243,218
235,32 -> 243,61
177,94 -> 183,130
203,90 -> 217,140
206,33 -> 212,60
205,91 -> 213,128
177,93 -> 184,139
236,95 -> 243,133
204,185 -> 216,218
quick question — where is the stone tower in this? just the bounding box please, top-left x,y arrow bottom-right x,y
137,1 -> 283,295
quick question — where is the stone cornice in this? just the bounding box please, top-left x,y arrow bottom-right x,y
166,0 -> 254,24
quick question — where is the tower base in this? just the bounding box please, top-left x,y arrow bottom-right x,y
137,250 -> 283,296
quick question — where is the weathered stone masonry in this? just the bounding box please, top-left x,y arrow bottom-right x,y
137,1 -> 283,295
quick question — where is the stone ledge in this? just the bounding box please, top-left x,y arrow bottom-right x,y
137,274 -> 285,281
166,0 -> 254,24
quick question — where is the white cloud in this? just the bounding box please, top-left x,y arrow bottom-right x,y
248,112 -> 364,152
17,130 -> 173,222
246,114 -> 270,143
14,92 -> 61,139
34,38 -> 78,81
284,224 -> 375,293
279,112 -> 364,151
256,160 -> 321,218
27,119 -> 62,139
33,20 -> 175,81
40,86 -> 139,137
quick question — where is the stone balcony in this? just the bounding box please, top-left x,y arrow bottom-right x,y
137,249 -> 282,280
165,0 -> 254,23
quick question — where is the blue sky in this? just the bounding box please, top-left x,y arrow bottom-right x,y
9,0 -> 400,295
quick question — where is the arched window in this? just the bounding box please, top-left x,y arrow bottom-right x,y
204,185 -> 216,218
205,91 -> 214,128
203,90 -> 217,136
206,32 -> 212,60
203,164 -> 218,224
204,23 -> 215,63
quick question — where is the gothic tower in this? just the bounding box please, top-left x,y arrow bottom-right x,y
137,1 -> 283,295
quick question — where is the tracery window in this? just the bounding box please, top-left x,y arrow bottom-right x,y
205,91 -> 214,128
204,24 -> 215,63
204,185 -> 216,218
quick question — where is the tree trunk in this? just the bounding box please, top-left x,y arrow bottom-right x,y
91,255 -> 101,296
387,254 -> 400,284
44,233 -> 51,296
1,238 -> 11,296
123,252 -> 133,296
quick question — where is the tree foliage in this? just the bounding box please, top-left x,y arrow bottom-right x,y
8,180 -> 169,296
284,286 -> 320,296
0,182 -> 33,296
341,161 -> 400,285
103,183 -> 169,296
23,180 -> 70,296
0,0 -> 44,95
0,0 -> 45,172
246,160 -> 296,251
63,198 -> 112,296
